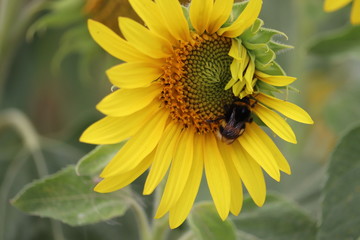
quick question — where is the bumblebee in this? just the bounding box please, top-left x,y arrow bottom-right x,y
213,97 -> 254,144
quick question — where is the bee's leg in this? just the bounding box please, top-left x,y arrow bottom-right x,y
250,100 -> 258,108
249,94 -> 259,108
206,116 -> 225,123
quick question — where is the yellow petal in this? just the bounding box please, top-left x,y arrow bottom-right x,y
155,128 -> 195,218
233,81 -> 246,97
106,62 -> 163,89
225,77 -> 238,91
118,17 -> 173,59
155,0 -> 191,41
229,176 -> 243,216
129,0 -> 177,44
238,44 -> 250,81
80,103 -> 159,144
231,141 -> 266,206
80,117 -> 134,145
168,134 -> 203,229
253,103 -> 297,144
207,0 -> 233,34
96,84 -> 160,117
324,0 -> 351,11
230,60 -> 240,81
238,123 -> 281,181
250,123 -> 291,174
244,57 -> 256,93
255,71 -> 296,86
226,41 -> 249,92
143,122 -> 182,195
203,134 -> 230,220
229,39 -> 241,80
351,0 -> 360,24
229,39 -> 241,60
218,0 -> 263,38
256,93 -> 314,124
218,143 -> 243,216
190,0 -> 213,34
94,150 -> 155,193
100,110 -> 168,177
88,19 -> 148,62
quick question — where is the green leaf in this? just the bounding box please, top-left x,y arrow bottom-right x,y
317,124 -> 360,240
231,1 -> 249,18
247,19 -> 265,36
232,194 -> 317,240
221,1 -> 248,28
243,27 -> 286,45
308,26 -> 360,56
231,1 -> 248,21
256,80 -> 283,94
27,0 -> 84,40
182,5 -> 191,28
268,41 -> 293,54
11,166 -> 130,226
188,202 -> 237,240
76,142 -> 125,176
256,61 -> 285,76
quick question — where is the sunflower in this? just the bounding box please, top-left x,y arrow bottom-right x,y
324,0 -> 360,25
80,0 -> 313,228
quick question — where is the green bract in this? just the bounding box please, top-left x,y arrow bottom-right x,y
231,2 -> 292,76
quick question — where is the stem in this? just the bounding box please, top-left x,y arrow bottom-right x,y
150,182 -> 169,240
0,0 -> 48,105
0,109 -> 47,175
0,0 -> 23,104
151,217 -> 169,240
128,198 -> 151,240
0,0 -> 22,47
0,109 -> 65,240
291,0 -> 315,79
0,148 -> 28,240
50,221 -> 66,240
177,231 -> 194,240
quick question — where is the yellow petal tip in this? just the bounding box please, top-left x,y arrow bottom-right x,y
93,182 -> 107,193
78,132 -> 98,145
154,210 -> 166,219
218,210 -> 229,221
254,200 -> 265,207
169,222 -> 181,229
252,195 -> 266,207
87,18 -> 96,27
142,188 -> 152,195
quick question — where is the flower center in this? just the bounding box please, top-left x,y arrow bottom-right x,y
160,33 -> 234,133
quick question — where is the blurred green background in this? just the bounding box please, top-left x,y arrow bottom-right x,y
1,0 -> 360,239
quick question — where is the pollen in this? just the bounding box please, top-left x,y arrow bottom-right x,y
160,33 -> 234,134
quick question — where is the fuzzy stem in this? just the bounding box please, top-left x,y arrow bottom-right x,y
177,231 -> 195,240
0,148 -> 28,240
151,217 -> 169,240
0,109 -> 65,240
150,181 -> 169,240
129,198 -> 151,240
0,0 -> 47,105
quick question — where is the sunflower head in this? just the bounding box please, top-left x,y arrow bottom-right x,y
81,0 -> 313,229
